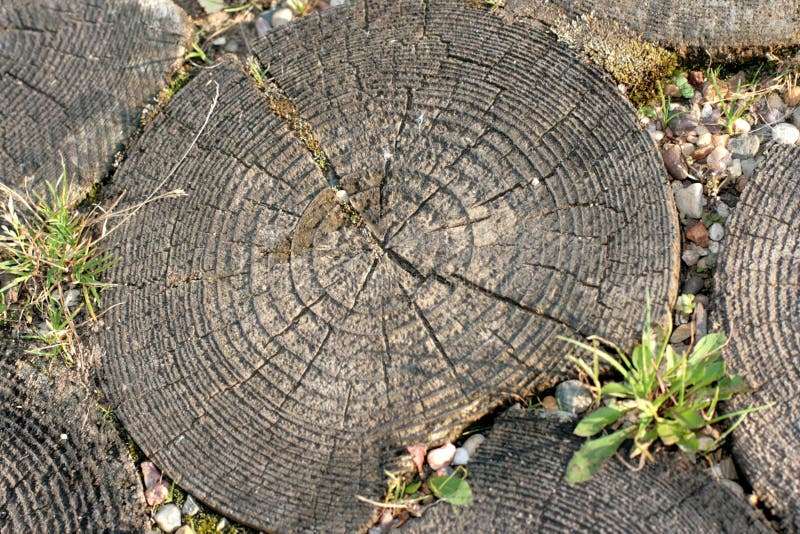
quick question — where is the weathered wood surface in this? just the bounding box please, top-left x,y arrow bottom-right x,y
0,344 -> 145,532
504,0 -> 800,55
715,143 -> 800,533
0,0 -> 191,200
407,409 -> 773,533
98,1 -> 680,531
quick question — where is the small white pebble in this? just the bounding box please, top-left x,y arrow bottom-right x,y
461,433 -> 486,457
732,117 -> 750,135
427,443 -> 456,470
708,223 -> 725,242
335,189 -> 349,203
60,433 -> 68,441
451,447 -> 470,466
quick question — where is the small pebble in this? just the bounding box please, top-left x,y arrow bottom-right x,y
680,142 -> 695,158
674,183 -> 705,219
695,125 -> 711,146
728,158 -> 742,177
772,122 -> 800,144
691,144 -> 714,161
694,301 -> 707,338
711,133 -> 729,147
670,323 -> 693,344
763,107 -> 784,125
708,223 -> 725,242
740,158 -> 758,178
688,70 -> 704,88
270,8 -> 293,27
223,41 -> 239,53
335,189 -> 349,203
461,433 -> 486,457
708,241 -> 720,254
426,443 -> 456,470
182,495 -> 200,517
216,518 -> 229,531
727,134 -> 760,159
542,395 -> 559,411
732,118 -> 750,135
685,221 -> 710,247
662,145 -> 688,180
705,146 -> 730,172
716,201 -> 730,218
154,504 -> 181,533
682,274 -> 705,294
330,0 -> 347,5
682,247 -> 700,267
766,93 -> 786,112
649,130 -> 664,143
255,16 -> 271,37
176,527 -> 196,534
555,380 -> 594,415
451,447 -> 470,466
668,113 -> 698,136
211,36 -> 226,46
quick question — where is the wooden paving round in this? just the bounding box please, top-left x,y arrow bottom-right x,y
406,409 -> 772,532
98,1 -> 679,531
0,348 -> 144,531
0,0 -> 191,199
504,0 -> 800,54
714,143 -> 800,532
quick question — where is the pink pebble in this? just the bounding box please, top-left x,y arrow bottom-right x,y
426,442 -> 456,470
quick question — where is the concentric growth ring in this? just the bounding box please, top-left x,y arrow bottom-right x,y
715,143 -> 800,532
99,1 -> 679,531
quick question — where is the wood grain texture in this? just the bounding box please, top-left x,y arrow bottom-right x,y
0,0 -> 191,200
714,143 -> 800,533
0,344 -> 145,532
504,0 -> 800,54
97,1 -> 679,531
406,409 -> 773,533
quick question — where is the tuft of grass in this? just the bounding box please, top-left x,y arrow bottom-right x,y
707,67 -> 752,135
286,0 -> 314,16
563,298 -> 772,483
0,166 -> 115,363
185,33 -> 212,66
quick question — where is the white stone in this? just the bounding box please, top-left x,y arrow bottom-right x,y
732,117 -> 750,135
461,433 -> 486,457
728,158 -> 742,177
451,447 -> 470,466
772,122 -> 800,144
182,495 -> 200,517
708,223 -> 725,242
335,189 -> 349,203
271,8 -> 293,27
154,504 -> 181,533
674,183 -> 705,219
682,247 -> 700,266
741,158 -> 758,177
709,241 -> 720,254
716,201 -> 730,218
426,443 -> 456,470
330,0 -> 347,5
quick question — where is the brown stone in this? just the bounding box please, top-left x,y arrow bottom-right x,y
685,221 -> 710,247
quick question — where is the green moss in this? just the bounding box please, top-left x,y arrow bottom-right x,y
554,14 -> 677,107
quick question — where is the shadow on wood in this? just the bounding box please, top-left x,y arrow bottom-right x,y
0,0 -> 191,200
715,143 -> 800,532
97,1 -> 680,531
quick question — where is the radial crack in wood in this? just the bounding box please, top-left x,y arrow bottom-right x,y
0,0 -> 192,200
503,0 -> 800,55
97,1 -> 680,531
405,409 -> 773,532
714,143 -> 800,533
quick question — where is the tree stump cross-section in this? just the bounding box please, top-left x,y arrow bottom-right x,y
99,1 -> 680,531
715,143 -> 800,532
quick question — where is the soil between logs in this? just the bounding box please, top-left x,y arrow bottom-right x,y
97,1 -> 680,531
715,143 -> 800,532
0,0 -> 191,200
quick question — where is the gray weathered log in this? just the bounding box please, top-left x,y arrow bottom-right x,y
504,0 -> 800,55
97,1 -> 680,531
0,0 -> 191,200
714,143 -> 800,533
0,343 -> 145,532
406,408 -> 773,533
